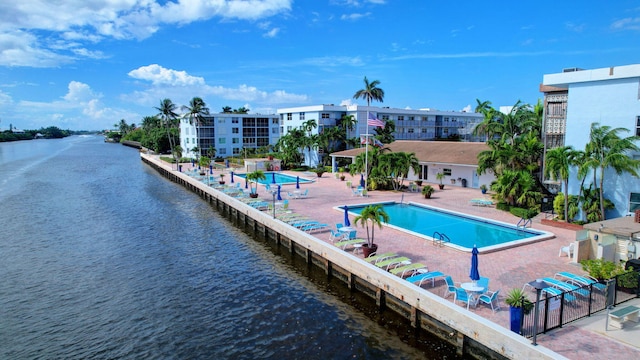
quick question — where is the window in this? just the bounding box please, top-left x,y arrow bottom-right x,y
321,113 -> 330,119
232,148 -> 240,155
300,112 -> 305,120
443,128 -> 449,134
218,118 -> 225,124
382,115 -> 390,121
636,116 -> 640,137
444,117 -> 449,122
421,128 -> 427,133
232,117 -> 239,124
232,128 -> 239,134
219,148 -> 227,155
272,128 -> 279,134
186,138 -> 189,144
232,138 -> 239,144
218,138 -> 226,144
443,168 -> 452,176
409,116 -> 415,121
287,113 -> 292,121
630,193 -> 640,212
286,126 -> 292,131
422,116 -> 428,121
272,118 -> 279,125
397,116 -> 404,121
408,128 -> 414,133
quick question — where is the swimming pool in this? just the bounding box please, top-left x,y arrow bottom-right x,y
234,172 -> 314,186
342,202 -> 553,252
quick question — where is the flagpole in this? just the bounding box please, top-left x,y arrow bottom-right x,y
365,107 -> 369,190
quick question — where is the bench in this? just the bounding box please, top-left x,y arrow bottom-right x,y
608,305 -> 640,329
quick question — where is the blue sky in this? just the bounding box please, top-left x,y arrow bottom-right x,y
1,0 -> 639,131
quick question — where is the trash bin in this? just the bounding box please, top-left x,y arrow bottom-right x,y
626,259 -> 640,271
461,178 -> 467,188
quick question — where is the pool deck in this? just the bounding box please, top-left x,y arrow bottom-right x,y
186,164 -> 639,359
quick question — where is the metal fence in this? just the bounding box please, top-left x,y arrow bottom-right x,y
519,270 -> 640,338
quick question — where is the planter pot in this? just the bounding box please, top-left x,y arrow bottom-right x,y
340,177 -> 345,181
200,172 -> 206,176
481,189 -> 487,194
509,306 -> 524,334
424,193 -> 432,199
438,184 -> 445,190
362,243 -> 378,258
219,181 -> 225,185
249,193 -> 259,198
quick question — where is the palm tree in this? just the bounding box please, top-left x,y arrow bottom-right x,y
583,123 -> 640,219
353,76 -> 385,106
246,170 -> 266,195
353,204 -> 389,250
545,146 -> 578,222
182,97 -> 210,157
221,106 -> 232,113
156,98 -> 179,166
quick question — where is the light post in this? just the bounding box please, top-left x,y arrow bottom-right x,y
528,279 -> 549,346
271,189 -> 277,218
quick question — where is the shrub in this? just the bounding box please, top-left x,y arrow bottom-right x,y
580,259 -> 628,281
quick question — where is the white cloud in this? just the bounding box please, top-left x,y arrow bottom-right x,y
63,81 -> 101,102
339,99 -> 355,106
128,64 -> 205,86
263,27 -> 280,38
611,17 -> 640,31
0,31 -> 74,67
340,12 -> 370,21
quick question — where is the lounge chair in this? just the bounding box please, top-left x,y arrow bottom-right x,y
554,271 -> 607,291
540,286 -> 577,303
477,290 -> 501,312
300,223 -> 328,233
541,277 -> 590,297
443,276 -> 457,298
470,199 -> 494,207
364,252 -> 397,264
334,238 -> 366,250
389,263 -> 428,278
454,287 -> 477,310
375,256 -> 411,271
406,271 -> 445,287
558,243 -> 575,257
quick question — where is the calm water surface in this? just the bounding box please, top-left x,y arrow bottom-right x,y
0,136 -> 461,359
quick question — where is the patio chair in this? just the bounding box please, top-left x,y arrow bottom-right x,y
477,277 -> 490,294
559,243 -> 575,257
477,290 -> 501,312
299,189 -> 309,198
329,229 -> 348,243
335,223 -> 344,231
443,276 -> 456,298
454,287 -> 477,310
346,230 -> 357,239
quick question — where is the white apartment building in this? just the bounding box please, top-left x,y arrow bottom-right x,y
542,64 -> 640,218
179,113 -> 280,159
276,104 -> 484,166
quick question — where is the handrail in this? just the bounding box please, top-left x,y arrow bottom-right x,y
516,217 -> 532,230
432,231 -> 451,246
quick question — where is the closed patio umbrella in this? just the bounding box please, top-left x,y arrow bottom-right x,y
343,205 -> 350,227
209,165 -> 213,174
272,172 -> 276,184
277,185 -> 282,201
230,171 -> 234,183
296,176 -> 300,189
359,174 -> 365,188
245,179 -> 248,189
470,245 -> 480,283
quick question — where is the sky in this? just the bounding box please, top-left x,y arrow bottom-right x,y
1,0 -> 639,131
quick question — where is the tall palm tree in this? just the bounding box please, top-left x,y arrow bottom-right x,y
182,97 -> 210,157
353,76 -> 385,107
156,98 -> 179,166
545,146 -> 578,222
583,123 -> 640,219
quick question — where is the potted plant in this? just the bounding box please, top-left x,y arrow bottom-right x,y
421,185 -> 435,199
246,170 -> 266,198
480,184 -> 488,194
218,173 -> 226,185
415,180 -> 423,186
339,167 -> 346,181
314,166 -> 326,178
198,156 -> 211,176
505,288 -> 534,334
436,172 -> 445,190
353,204 -> 389,257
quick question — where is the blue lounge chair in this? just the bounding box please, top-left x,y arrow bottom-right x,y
542,277 -> 590,297
555,272 -> 607,291
454,287 -> 477,310
406,271 -> 445,287
541,287 -> 577,303
478,290 -> 501,312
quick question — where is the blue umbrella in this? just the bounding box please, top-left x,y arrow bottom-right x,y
209,165 -> 213,174
343,205 -> 350,227
230,172 -> 234,183
277,185 -> 282,201
272,172 -> 276,184
296,176 -> 300,189
245,179 -> 248,189
470,245 -> 480,282
359,173 -> 365,188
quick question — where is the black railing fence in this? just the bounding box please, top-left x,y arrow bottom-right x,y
519,270 -> 639,338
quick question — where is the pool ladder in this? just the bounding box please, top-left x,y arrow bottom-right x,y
516,217 -> 532,231
432,232 -> 451,247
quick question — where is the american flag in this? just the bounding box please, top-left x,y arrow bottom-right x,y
367,112 -> 385,128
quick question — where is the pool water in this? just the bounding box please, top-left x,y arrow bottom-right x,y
344,202 -> 551,252
234,172 -> 314,185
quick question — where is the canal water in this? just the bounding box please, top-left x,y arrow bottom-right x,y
0,136 -> 462,359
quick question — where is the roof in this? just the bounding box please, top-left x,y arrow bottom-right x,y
330,141 -> 489,166
584,217 -> 640,238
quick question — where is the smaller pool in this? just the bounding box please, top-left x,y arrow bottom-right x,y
341,202 -> 553,252
234,172 -> 314,186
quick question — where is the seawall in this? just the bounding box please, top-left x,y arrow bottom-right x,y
140,153 -> 565,360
